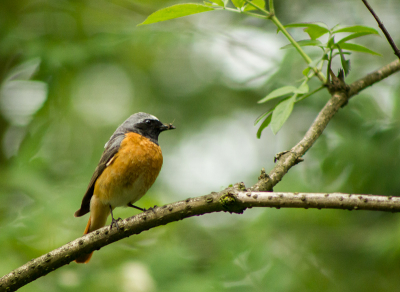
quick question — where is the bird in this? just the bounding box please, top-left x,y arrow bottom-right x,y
74,112 -> 175,263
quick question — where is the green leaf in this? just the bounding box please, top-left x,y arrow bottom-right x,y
294,83 -> 309,94
231,0 -> 245,8
337,45 -> 351,76
327,36 -> 335,48
285,22 -> 329,30
304,27 -> 329,40
209,0 -> 225,6
302,67 -> 310,76
257,113 -> 272,138
332,25 -> 379,35
285,22 -> 329,40
258,86 -> 297,103
271,95 -> 296,134
280,39 -> 322,49
321,53 -> 329,60
138,4 -> 215,26
337,32 -> 377,44
255,110 -> 271,125
336,43 -> 381,56
243,0 -> 265,11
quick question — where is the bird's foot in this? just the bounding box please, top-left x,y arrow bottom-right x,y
110,217 -> 122,230
146,205 -> 158,213
109,205 -> 122,230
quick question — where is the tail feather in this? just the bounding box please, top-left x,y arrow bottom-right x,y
75,217 -> 93,264
75,199 -> 110,264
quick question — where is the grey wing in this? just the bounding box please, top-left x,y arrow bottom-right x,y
74,134 -> 125,217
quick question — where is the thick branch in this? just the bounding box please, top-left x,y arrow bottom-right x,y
251,59 -> 400,192
2,188 -> 400,292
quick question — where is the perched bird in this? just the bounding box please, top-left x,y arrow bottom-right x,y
74,112 -> 175,263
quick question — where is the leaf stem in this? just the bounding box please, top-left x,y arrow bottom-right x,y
243,0 -> 271,15
270,15 -> 326,83
269,0 -> 275,15
296,85 -> 325,102
222,7 -> 268,19
242,0 -> 326,83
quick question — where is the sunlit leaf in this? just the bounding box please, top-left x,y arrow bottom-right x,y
257,113 -> 272,138
231,0 -> 245,8
332,25 -> 379,35
258,86 -> 297,103
138,4 -> 214,26
244,0 -> 265,11
302,67 -> 311,76
209,0 -> 225,6
280,40 -> 322,49
336,43 -> 381,56
271,95 -> 295,134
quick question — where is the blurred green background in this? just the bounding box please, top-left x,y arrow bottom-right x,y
1,0 -> 400,291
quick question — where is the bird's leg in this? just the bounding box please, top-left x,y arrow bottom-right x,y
127,203 -> 145,212
109,205 -> 122,230
127,203 -> 158,213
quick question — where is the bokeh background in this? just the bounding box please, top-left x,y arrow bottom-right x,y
1,0 -> 400,291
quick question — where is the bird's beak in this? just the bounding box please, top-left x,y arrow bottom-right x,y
160,123 -> 176,131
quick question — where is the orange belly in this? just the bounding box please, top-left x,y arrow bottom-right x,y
93,132 -> 163,208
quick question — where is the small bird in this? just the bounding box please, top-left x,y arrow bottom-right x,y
74,112 -> 175,263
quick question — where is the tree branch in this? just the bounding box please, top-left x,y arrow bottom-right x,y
2,188 -> 400,292
361,0 -> 400,59
1,59 -> 400,292
251,59 -> 400,192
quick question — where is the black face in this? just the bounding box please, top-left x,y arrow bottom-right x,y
109,113 -> 175,147
132,118 -> 174,144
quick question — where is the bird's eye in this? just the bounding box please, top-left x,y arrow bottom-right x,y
145,119 -> 151,124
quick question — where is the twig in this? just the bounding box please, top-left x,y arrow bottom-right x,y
362,0 -> 400,59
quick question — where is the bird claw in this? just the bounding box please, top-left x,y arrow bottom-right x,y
145,205 -> 158,213
110,217 -> 122,230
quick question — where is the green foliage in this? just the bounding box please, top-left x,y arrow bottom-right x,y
270,95 -> 295,134
284,22 -> 330,40
138,4 -> 215,25
243,0 -> 266,11
257,86 -> 297,103
258,22 -> 380,135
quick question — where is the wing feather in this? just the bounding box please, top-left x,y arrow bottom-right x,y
74,134 -> 125,217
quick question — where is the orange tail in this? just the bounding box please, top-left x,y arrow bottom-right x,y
75,198 -> 110,264
75,217 -> 93,263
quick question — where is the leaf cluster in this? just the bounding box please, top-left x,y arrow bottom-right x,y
256,23 -> 380,135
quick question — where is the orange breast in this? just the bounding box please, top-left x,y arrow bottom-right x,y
93,132 -> 163,208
